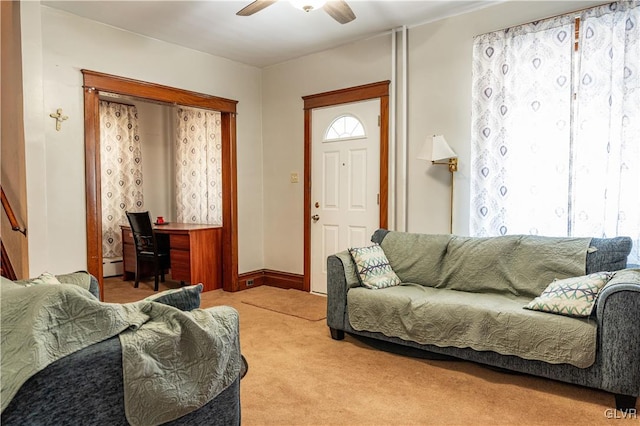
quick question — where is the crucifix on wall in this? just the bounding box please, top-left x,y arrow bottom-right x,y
49,108 -> 68,131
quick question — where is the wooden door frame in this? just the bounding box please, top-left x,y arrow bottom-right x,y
302,81 -> 390,292
82,70 -> 239,298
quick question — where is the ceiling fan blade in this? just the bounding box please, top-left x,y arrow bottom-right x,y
323,0 -> 356,24
236,0 -> 278,16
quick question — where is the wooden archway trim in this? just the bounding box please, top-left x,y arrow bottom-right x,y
82,70 -> 238,113
302,81 -> 391,292
82,70 -> 239,298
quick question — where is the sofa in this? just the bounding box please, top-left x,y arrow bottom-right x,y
327,230 -> 640,411
1,272 -> 246,425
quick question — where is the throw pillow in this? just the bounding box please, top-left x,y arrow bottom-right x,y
144,283 -> 203,311
524,271 -> 614,317
349,244 -> 401,290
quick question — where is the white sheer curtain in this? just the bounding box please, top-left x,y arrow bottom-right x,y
175,107 -> 222,225
470,16 -> 574,237
470,1 -> 639,264
100,100 -> 144,258
572,2 -> 640,263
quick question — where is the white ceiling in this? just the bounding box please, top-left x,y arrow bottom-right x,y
42,0 -> 497,68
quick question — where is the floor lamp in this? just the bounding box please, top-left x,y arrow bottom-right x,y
418,135 -> 458,234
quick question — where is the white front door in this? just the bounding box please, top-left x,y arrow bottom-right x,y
310,99 -> 380,294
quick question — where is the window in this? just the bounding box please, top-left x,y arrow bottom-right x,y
324,114 -> 365,141
470,2 -> 639,264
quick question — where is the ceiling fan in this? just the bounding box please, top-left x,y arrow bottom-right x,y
237,0 -> 356,24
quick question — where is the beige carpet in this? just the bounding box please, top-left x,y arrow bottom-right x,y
240,285 -> 326,321
104,279 -> 638,425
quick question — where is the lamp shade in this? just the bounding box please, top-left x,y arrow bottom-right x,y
431,135 -> 457,162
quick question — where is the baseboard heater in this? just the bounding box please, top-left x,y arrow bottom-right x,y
103,257 -> 123,278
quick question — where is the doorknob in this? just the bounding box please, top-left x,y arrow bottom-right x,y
311,214 -> 320,223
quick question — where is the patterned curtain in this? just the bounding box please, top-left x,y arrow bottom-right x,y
100,101 -> 144,258
470,1 -> 640,264
470,16 -> 574,237
175,107 -> 222,225
572,2 -> 640,263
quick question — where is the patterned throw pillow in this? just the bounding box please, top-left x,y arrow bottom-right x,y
144,283 -> 203,311
524,271 -> 614,317
349,244 -> 401,290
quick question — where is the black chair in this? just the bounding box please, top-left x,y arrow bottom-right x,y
125,211 -> 170,291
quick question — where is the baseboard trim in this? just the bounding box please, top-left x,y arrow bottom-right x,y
237,270 -> 265,291
263,269 -> 304,290
238,269 -> 304,291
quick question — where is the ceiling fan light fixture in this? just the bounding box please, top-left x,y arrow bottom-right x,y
289,0 -> 327,12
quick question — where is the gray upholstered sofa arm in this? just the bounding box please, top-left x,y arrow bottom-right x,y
594,270 -> 640,397
326,251 -> 361,336
327,254 -> 348,333
595,270 -> 640,318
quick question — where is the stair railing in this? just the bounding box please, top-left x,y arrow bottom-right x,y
1,186 -> 27,235
1,185 -> 26,280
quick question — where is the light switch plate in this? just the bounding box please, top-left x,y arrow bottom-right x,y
290,172 -> 299,183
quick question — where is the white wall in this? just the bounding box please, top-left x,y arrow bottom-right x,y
261,35 -> 392,274
261,1 -> 603,274
21,5 -> 264,275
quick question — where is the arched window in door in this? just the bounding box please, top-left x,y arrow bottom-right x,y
324,114 -> 365,142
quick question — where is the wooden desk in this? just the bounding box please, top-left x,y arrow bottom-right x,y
121,223 -> 222,292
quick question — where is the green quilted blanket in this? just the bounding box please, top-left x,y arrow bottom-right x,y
380,233 -> 591,298
347,284 -> 597,368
